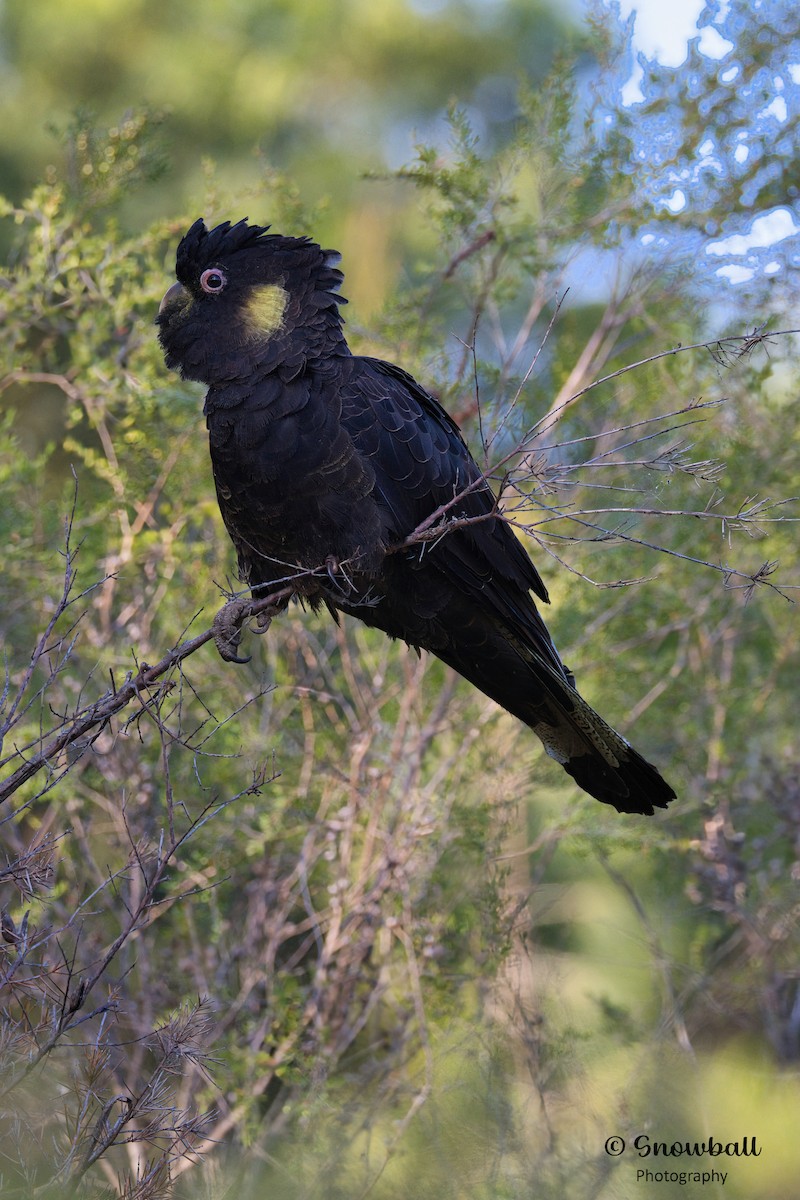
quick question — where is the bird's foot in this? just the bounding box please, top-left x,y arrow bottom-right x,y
213,597 -> 254,664
252,606 -> 274,635
212,595 -> 281,662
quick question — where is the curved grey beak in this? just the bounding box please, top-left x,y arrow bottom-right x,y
158,281 -> 189,316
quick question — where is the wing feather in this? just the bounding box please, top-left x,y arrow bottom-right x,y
338,356 -> 566,679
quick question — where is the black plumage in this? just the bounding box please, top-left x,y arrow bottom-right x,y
157,218 -> 676,815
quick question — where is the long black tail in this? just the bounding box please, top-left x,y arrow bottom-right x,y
433,617 -> 676,815
536,685 -> 676,815
337,582 -> 676,814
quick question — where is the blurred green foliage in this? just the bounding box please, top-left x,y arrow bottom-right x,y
590,0 -> 800,285
0,0 -> 573,284
1,2 -> 799,1198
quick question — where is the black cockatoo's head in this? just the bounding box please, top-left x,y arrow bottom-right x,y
157,218 -> 347,386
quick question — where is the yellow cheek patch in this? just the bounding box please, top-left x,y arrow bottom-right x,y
241,284 -> 288,337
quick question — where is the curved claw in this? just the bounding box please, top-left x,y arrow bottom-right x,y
324,555 -> 355,596
251,611 -> 274,636
219,646 -> 252,665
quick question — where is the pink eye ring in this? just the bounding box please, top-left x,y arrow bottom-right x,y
200,267 -> 227,294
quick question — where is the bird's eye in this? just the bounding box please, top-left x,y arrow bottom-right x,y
200,267 -> 227,294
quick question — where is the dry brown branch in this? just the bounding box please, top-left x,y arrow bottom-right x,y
0,582 -> 296,809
